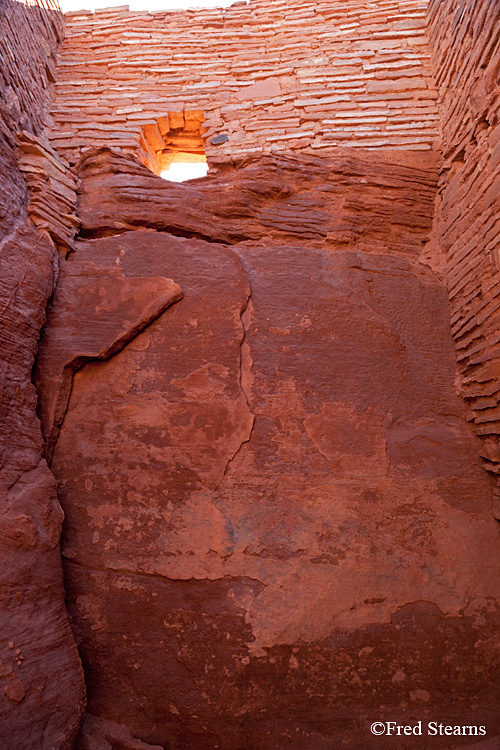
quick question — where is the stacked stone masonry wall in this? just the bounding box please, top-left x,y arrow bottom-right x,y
427,0 -> 500,490
0,0 -> 63,234
0,0 -> 62,143
1,0 -> 78,251
51,0 -> 441,169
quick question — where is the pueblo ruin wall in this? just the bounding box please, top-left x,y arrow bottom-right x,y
50,0 -> 440,170
427,0 -> 500,493
1,0 -> 500,748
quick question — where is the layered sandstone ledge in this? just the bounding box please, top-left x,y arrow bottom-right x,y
50,0 -> 440,168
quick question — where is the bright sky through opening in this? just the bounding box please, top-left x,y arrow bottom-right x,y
161,163 -> 209,182
61,0 -> 235,11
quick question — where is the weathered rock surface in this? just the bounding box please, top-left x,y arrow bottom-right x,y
2,0 -> 500,746
34,259 -> 182,460
0,220 -> 86,748
17,130 -> 79,253
77,147 -> 438,255
0,1 -> 86,746
76,713 -> 164,750
34,152 -> 500,749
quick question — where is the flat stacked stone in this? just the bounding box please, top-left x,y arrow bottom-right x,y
428,0 -> 500,499
50,0 -> 440,168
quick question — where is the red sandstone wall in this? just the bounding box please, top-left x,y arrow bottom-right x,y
50,0 -> 441,168
3,0 -> 500,746
35,145 -> 500,750
0,1 -> 86,746
427,0 -> 500,501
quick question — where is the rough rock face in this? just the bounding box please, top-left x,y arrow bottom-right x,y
0,222 -> 85,749
34,260 -> 182,460
0,1 -> 86,746
34,150 -> 500,749
76,147 -> 438,253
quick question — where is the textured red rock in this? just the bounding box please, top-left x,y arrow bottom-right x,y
76,147 -> 438,254
0,222 -> 86,748
3,0 -> 500,747
34,259 -> 182,460
0,2 -> 86,746
33,152 -> 500,749
17,130 -> 79,252
76,713 -> 164,750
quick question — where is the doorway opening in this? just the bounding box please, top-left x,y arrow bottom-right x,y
140,111 -> 208,182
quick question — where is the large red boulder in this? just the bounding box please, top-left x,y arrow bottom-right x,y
34,151 -> 500,749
